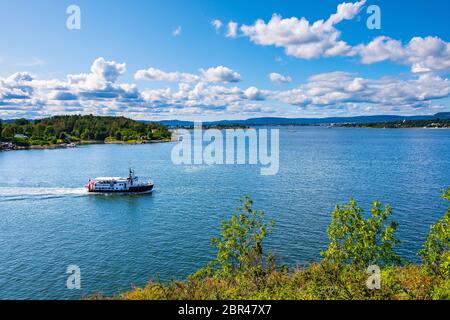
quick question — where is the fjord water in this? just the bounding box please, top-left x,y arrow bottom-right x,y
0,127 -> 449,299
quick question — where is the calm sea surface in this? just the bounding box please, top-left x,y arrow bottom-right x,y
0,127 -> 449,299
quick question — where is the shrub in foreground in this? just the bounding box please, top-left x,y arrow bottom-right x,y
119,192 -> 450,300
419,188 -> 450,280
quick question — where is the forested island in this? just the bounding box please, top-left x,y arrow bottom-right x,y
0,115 -> 172,150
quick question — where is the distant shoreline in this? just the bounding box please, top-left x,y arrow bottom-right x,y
2,124 -> 449,152
0,138 -> 173,152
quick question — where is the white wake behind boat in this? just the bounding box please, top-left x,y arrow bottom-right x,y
85,169 -> 154,194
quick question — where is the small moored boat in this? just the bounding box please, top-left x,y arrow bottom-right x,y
86,169 -> 154,194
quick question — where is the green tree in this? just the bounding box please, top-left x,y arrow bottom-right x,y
24,124 -> 33,137
44,125 -> 55,137
33,123 -> 46,137
115,131 -> 123,141
419,188 -> 450,279
94,127 -> 107,141
322,199 -> 401,269
198,197 -> 275,279
14,118 -> 29,126
2,125 -> 15,139
80,128 -> 91,140
444,188 -> 450,201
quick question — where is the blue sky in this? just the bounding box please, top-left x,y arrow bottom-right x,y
0,0 -> 449,120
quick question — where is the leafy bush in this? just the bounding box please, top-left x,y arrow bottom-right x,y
117,194 -> 449,300
419,189 -> 450,279
444,188 -> 450,201
11,137 -> 30,147
322,199 -> 401,269
194,196 -> 276,283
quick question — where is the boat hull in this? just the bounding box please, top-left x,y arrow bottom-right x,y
88,184 -> 154,194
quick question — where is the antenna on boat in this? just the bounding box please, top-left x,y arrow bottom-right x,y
129,167 -> 135,179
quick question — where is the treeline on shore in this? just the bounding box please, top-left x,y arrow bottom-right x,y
105,188 -> 450,300
0,115 -> 171,147
341,118 -> 450,129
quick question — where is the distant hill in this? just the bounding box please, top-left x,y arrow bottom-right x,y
434,112 -> 450,119
155,112 -> 450,127
4,112 -> 449,127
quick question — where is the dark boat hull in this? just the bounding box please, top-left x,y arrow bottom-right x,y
88,184 -> 154,194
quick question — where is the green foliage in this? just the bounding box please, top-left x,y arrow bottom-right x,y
443,188 -> 450,201
1,125 -> 15,139
12,137 -> 30,147
0,115 -> 171,146
119,264 -> 449,300
116,193 -> 449,300
322,199 -> 401,269
419,189 -> 450,279
14,118 -> 29,126
343,119 -> 450,129
195,196 -> 276,282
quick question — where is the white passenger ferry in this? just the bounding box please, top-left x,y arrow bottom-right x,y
86,169 -> 154,194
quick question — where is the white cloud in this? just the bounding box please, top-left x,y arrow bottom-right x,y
211,19 -> 222,31
70,57 -> 127,91
135,66 -> 242,83
0,57 -> 143,118
244,86 -> 266,100
275,72 -> 450,109
91,57 -> 126,82
226,21 -> 238,38
326,1 -> 367,26
239,1 -> 365,59
0,58 -> 253,119
6,72 -> 34,83
355,36 -> 404,64
172,26 -> 182,36
140,82 -> 268,116
355,36 -> 450,73
1,57 -> 449,119
200,66 -> 242,83
134,67 -> 200,83
232,1 -> 450,73
0,72 -> 35,100
269,72 -> 292,83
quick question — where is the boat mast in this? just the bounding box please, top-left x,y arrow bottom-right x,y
128,168 -> 135,185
